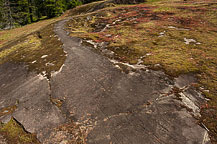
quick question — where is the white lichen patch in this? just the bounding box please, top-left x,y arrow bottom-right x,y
31,60 -> 37,64
137,56 -> 145,64
112,19 -> 121,25
109,59 -> 147,70
168,26 -> 189,31
38,74 -> 46,80
41,55 -> 48,58
101,24 -> 110,32
46,62 -> 55,66
115,64 -> 121,69
184,38 -> 196,44
146,53 -> 152,56
101,49 -> 115,56
202,131 -> 210,144
179,92 -> 200,116
42,71 -> 46,76
103,112 -> 129,122
159,31 -> 166,37
86,40 -> 98,48
51,64 -> 65,77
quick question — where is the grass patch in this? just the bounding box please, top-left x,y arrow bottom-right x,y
0,18 -> 57,48
66,0 -> 217,142
0,118 -> 40,144
153,6 -> 178,12
0,9 -> 71,49
0,23 -> 66,79
0,8 -> 68,144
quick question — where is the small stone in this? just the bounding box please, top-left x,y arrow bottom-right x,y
105,34 -> 112,37
154,64 -> 161,67
168,26 -> 176,29
41,55 -> 48,58
184,38 -> 196,44
32,60 -> 37,64
46,62 -> 55,66
204,90 -> 209,93
146,53 -> 152,56
146,110 -> 152,114
87,16 -> 92,21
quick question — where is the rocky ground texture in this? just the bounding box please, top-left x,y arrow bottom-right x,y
0,0 -> 216,143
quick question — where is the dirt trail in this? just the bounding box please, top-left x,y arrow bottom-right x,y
0,19 -> 211,144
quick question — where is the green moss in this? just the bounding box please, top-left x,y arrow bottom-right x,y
0,33 -> 11,42
137,21 -> 156,28
0,118 -> 40,144
146,0 -> 177,4
0,46 -> 20,60
0,24 -> 66,79
66,1 -> 217,142
37,24 -> 66,79
204,8 -> 217,26
66,0 -> 217,78
153,6 -> 178,12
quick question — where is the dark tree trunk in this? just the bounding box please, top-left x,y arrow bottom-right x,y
28,0 -> 33,23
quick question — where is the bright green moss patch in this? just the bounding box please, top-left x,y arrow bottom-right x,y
66,0 -> 217,142
0,16 -> 66,48
153,6 -> 178,12
0,118 -> 40,144
0,24 -> 66,79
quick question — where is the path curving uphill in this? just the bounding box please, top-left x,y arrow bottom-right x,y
0,18 -> 210,144
51,19 -> 210,144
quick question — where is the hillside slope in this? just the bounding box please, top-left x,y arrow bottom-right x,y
65,0 -> 217,142
0,0 -> 216,143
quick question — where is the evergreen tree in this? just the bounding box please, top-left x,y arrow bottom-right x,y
16,0 -> 31,24
0,0 -> 15,29
67,0 -> 82,8
44,0 -> 65,18
0,0 -> 83,29
34,0 -> 45,19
